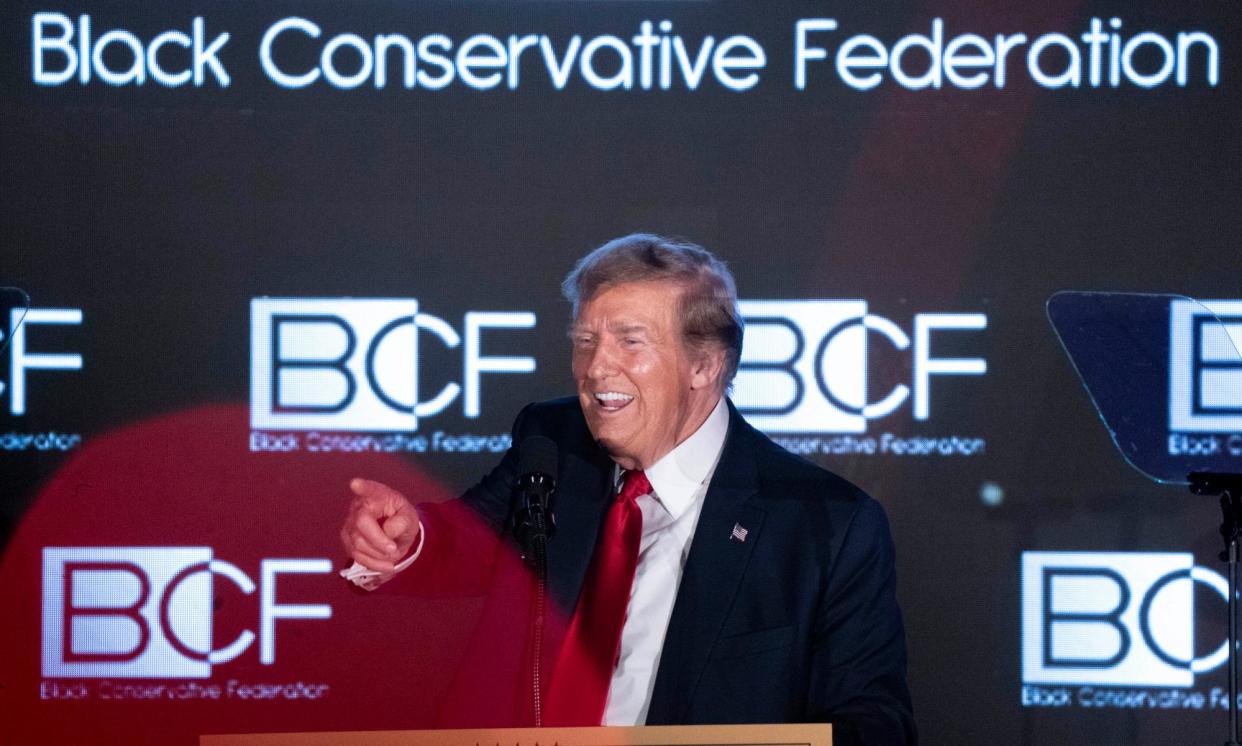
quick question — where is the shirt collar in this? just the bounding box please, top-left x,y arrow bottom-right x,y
640,395 -> 730,520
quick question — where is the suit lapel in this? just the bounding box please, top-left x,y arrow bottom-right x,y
646,404 -> 766,724
545,435 -> 614,615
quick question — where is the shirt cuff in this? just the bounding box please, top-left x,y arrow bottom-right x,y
339,518 -> 425,591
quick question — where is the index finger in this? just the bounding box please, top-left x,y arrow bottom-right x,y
350,478 -> 410,512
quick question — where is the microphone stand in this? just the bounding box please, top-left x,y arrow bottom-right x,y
512,474 -> 555,727
529,515 -> 549,727
1190,471 -> 1242,746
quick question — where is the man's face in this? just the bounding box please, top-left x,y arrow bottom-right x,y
571,280 -> 722,470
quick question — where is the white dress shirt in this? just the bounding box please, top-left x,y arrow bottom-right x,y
603,395 -> 729,725
342,396 -> 731,725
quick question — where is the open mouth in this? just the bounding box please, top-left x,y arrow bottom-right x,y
593,391 -> 634,412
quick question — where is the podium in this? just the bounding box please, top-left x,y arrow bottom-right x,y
202,723 -> 832,745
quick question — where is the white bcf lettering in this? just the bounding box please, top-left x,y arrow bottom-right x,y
43,548 -> 333,677
1021,551 -> 1230,687
733,301 -> 986,432
250,298 -> 536,431
913,313 -> 987,420
259,559 -> 333,665
6,308 -> 83,416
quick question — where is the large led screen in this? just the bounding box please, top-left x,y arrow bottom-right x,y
2,1 -> 1240,743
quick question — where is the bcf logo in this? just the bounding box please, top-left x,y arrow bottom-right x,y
250,298 -> 535,432
1169,299 -> 1242,433
1021,551 -> 1229,687
732,300 -> 986,433
42,547 -> 331,678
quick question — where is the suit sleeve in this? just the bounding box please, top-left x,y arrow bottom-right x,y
808,497 -> 916,745
377,403 -> 533,597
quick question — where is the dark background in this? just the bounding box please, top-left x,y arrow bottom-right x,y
2,1 -> 1240,744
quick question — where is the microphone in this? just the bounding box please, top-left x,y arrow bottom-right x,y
511,435 -> 558,555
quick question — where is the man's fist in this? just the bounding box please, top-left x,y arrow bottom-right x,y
340,478 -> 421,573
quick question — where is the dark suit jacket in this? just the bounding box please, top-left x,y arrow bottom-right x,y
390,397 -> 915,745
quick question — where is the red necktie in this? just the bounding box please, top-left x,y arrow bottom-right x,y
544,469 -> 650,726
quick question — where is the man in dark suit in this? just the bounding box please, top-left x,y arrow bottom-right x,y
341,234 -> 914,744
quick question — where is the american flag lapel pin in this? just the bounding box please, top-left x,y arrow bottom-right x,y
730,523 -> 749,542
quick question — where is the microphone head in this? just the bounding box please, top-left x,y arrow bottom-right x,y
517,435 -> 558,478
